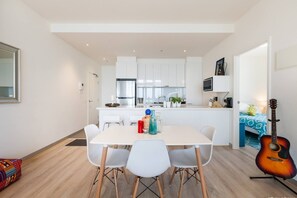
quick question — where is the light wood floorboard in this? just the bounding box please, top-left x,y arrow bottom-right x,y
0,137 -> 296,198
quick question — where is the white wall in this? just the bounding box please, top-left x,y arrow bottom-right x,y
0,0 -> 99,158
203,0 -> 297,179
239,46 -> 267,108
101,65 -> 116,106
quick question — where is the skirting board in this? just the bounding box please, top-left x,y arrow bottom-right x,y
22,128 -> 84,160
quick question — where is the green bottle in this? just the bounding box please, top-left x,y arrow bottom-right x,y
149,110 -> 157,135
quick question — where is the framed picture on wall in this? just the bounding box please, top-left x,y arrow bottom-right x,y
215,58 -> 225,75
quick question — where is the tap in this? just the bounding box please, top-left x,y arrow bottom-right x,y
166,92 -> 178,101
158,96 -> 166,103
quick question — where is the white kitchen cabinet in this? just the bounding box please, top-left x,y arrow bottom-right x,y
176,64 -> 185,87
145,64 -> 154,86
168,64 -> 177,87
153,64 -> 162,86
137,59 -> 185,87
160,63 -> 169,87
97,106 -> 232,145
137,63 -> 146,86
203,76 -> 230,92
116,56 -> 137,79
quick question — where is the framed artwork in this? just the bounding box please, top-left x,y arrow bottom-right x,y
215,58 -> 225,75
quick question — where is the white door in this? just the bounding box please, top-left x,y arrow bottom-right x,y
88,72 -> 99,124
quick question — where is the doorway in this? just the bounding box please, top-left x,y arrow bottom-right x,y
87,72 -> 99,125
233,41 -> 271,149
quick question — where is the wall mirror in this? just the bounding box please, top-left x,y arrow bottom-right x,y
0,42 -> 20,103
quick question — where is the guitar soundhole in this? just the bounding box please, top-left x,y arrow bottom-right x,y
269,143 -> 280,151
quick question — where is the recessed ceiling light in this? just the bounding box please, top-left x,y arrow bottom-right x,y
102,57 -> 106,61
183,49 -> 187,53
133,49 -> 136,53
86,43 -> 89,47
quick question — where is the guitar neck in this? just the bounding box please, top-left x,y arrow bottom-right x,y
271,109 -> 277,144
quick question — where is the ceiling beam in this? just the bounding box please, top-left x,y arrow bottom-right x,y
51,24 -> 234,33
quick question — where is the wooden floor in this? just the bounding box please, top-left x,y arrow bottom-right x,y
1,135 -> 296,198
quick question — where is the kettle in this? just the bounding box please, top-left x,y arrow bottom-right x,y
224,97 -> 233,108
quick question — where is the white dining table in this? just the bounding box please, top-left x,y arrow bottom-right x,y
91,125 -> 212,198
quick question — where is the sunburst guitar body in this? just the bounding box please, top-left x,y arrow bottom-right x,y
255,99 -> 296,179
256,135 -> 296,179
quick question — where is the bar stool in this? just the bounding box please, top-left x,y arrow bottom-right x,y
129,115 -> 143,125
102,115 -> 124,130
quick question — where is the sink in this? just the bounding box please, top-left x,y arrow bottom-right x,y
149,103 -> 163,107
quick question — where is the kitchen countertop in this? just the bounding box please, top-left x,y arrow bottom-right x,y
97,105 -> 233,111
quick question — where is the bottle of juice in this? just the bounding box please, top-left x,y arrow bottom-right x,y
143,109 -> 151,133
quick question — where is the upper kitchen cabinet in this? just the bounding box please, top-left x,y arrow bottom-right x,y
137,62 -> 146,86
116,56 -> 137,79
176,64 -> 185,87
203,76 -> 230,92
137,59 -> 185,87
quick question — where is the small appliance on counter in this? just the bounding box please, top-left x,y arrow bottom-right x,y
224,97 -> 233,108
136,97 -> 144,107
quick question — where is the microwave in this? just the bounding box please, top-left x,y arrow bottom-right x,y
203,77 -> 213,91
203,76 -> 230,92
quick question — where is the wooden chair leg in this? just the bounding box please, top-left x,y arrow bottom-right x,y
160,174 -> 165,190
169,167 -> 177,185
132,177 -> 140,198
178,169 -> 185,198
157,176 -> 164,198
95,146 -> 108,198
113,169 -> 119,198
122,168 -> 129,184
131,176 -> 138,196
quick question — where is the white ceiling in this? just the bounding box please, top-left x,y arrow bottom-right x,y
22,0 -> 261,64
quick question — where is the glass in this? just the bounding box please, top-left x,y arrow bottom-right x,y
157,118 -> 162,133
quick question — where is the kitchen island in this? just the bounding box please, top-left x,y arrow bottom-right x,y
96,105 -> 232,145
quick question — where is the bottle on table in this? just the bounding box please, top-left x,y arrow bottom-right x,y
156,112 -> 162,133
149,110 -> 157,135
142,109 -> 151,133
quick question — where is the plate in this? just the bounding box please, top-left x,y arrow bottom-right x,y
105,103 -> 120,107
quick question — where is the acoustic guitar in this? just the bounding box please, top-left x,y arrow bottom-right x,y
255,99 -> 297,179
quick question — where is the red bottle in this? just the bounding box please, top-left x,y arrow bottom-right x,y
138,120 -> 144,133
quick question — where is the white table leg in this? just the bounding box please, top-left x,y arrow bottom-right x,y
195,147 -> 208,198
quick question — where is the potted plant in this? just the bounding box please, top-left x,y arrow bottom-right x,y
171,97 -> 182,108
176,97 -> 182,107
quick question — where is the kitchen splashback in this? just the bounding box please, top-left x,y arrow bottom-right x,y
137,87 -> 185,104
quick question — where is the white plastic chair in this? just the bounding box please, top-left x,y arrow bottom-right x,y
84,124 -> 129,198
129,115 -> 143,125
126,140 -> 171,198
168,126 -> 216,198
102,115 -> 124,130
